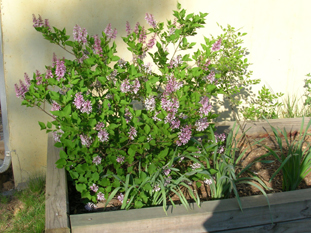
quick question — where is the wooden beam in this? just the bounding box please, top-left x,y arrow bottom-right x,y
45,134 -> 70,233
70,189 -> 311,232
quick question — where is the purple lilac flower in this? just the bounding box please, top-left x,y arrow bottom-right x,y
153,184 -> 160,192
164,112 -> 176,124
126,21 -> 131,36
176,125 -> 192,146
141,62 -> 152,75
104,23 -> 117,40
97,192 -> 105,201
51,101 -> 61,111
120,79 -> 131,93
98,129 -> 109,142
191,163 -> 201,169
44,19 -> 50,29
161,97 -> 179,113
74,93 -> 84,109
132,79 -> 140,94
95,122 -> 105,130
164,176 -> 172,186
32,14 -> 44,28
118,58 -> 127,68
80,134 -> 92,147
125,108 -> 132,123
147,33 -> 156,49
145,96 -> 156,111
81,100 -> 92,114
163,169 -> 171,176
199,96 -> 212,117
93,35 -> 103,55
211,38 -> 222,52
169,55 -> 182,68
152,111 -> 161,121
73,24 -> 82,42
195,118 -> 209,132
117,193 -> 124,203
139,26 -> 146,44
134,22 -> 140,34
55,59 -> 66,81
218,146 -> 225,154
81,28 -> 88,44
36,70 -> 42,85
93,155 -> 102,165
24,73 -> 31,87
52,53 -> 57,68
104,23 -> 112,35
128,126 -> 137,140
14,84 -> 22,98
90,183 -> 99,192
215,133 -> 226,143
206,71 -> 215,83
78,54 -> 89,64
145,13 -> 157,28
111,28 -> 117,40
204,178 -> 213,185
85,202 -> 97,211
165,76 -> 183,94
46,69 -> 53,79
52,129 -> 64,142
170,119 -> 180,130
116,156 -> 125,164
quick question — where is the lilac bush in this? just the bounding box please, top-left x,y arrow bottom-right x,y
15,4 -> 240,212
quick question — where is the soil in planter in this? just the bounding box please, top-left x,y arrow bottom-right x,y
68,129 -> 311,215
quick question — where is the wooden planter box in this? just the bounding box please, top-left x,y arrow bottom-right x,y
45,118 -> 311,232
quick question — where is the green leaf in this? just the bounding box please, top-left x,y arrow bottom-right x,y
38,122 -> 46,130
144,124 -> 150,134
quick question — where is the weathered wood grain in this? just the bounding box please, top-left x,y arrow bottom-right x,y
224,218 -> 311,233
214,117 -> 311,137
70,189 -> 311,233
45,134 -> 70,233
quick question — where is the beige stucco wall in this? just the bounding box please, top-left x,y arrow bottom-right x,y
1,0 -> 311,186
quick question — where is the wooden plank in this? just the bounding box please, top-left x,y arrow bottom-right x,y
224,218 -> 311,233
215,117 -> 311,137
70,189 -> 311,233
45,134 -> 70,233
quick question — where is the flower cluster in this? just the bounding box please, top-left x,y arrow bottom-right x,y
92,155 -> 102,165
73,93 -> 92,114
73,24 -> 88,44
169,55 -> 182,68
14,73 -> 31,99
97,192 -> 105,201
80,134 -> 92,147
128,126 -> 137,140
51,101 -> 61,111
176,125 -> 192,146
52,129 -> 64,142
93,35 -> 103,55
199,96 -> 212,117
90,183 -> 99,192
145,13 -> 157,28
215,133 -> 226,142
145,96 -> 156,111
120,79 -> 140,94
211,38 -> 222,52
104,23 -> 117,40
116,156 -> 125,164
195,118 -> 209,132
32,14 -> 50,29
165,75 -> 183,94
